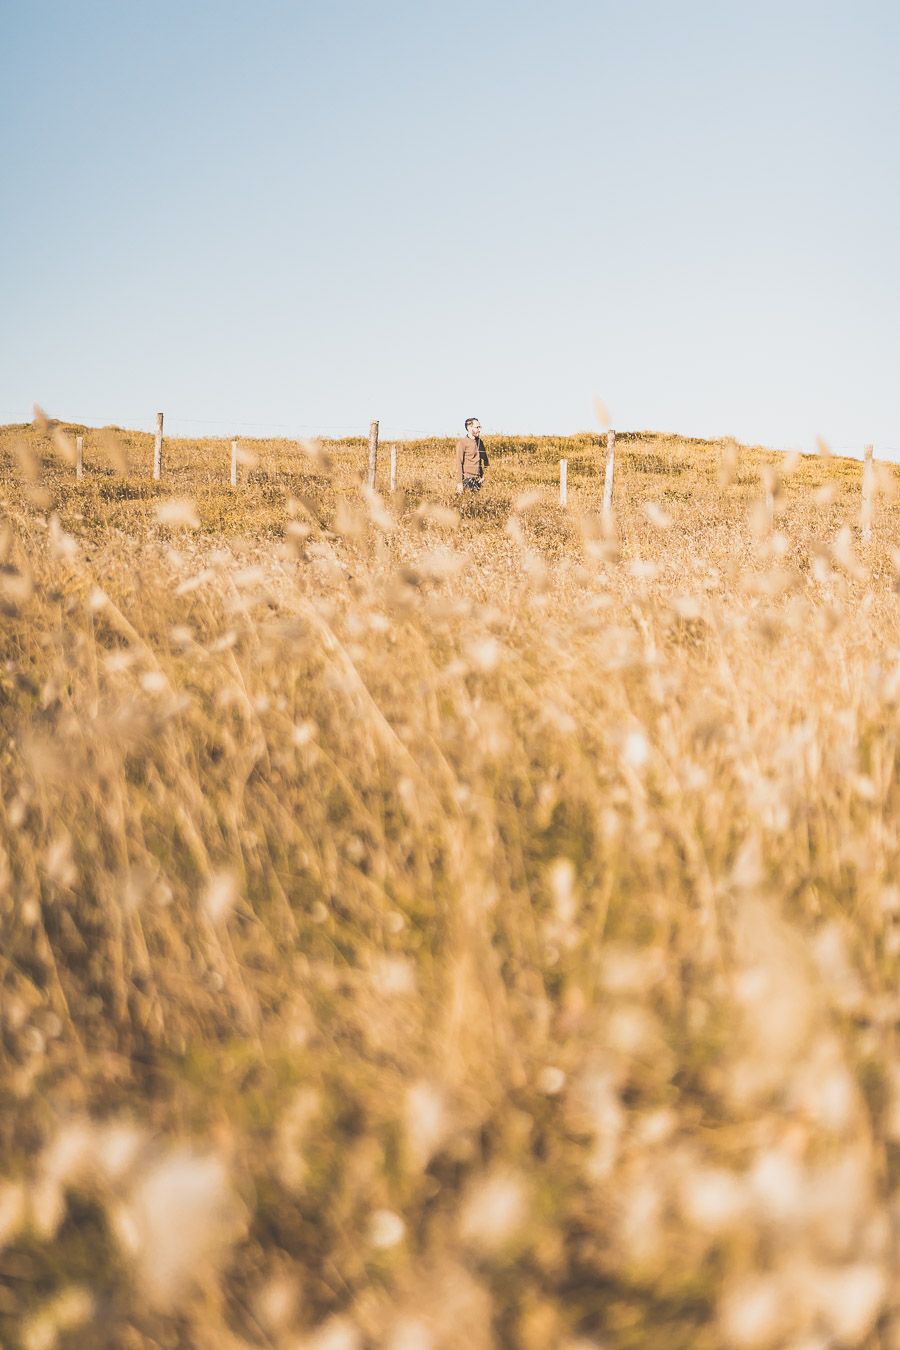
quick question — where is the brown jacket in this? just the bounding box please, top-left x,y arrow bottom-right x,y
456,435 -> 487,482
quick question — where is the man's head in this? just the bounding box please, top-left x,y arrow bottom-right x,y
465,418 -> 481,437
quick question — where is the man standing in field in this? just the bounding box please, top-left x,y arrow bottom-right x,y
456,417 -> 489,493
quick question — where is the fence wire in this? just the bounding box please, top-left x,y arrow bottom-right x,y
1,409 -> 898,459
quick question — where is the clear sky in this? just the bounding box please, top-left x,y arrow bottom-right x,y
2,0 -> 898,454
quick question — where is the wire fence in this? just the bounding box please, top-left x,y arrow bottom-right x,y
3,411 -> 896,544
0,409 -> 452,441
2,408 -> 898,461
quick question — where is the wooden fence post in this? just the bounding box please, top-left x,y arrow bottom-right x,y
560,459 -> 568,507
390,444 -> 398,493
231,439 -> 238,487
153,412 -> 164,481
861,443 -> 874,545
367,420 -> 379,489
75,434 -> 84,481
602,429 -> 616,527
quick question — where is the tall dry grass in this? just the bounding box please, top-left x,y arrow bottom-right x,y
1,421 -> 899,1348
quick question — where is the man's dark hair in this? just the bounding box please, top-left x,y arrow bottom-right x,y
464,417 -> 479,431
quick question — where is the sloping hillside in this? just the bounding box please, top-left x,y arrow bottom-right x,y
1,422 -> 898,1348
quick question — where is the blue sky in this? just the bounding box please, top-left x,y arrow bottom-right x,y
2,0 -> 898,454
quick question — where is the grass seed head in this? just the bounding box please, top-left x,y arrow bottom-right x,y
202,870 -> 239,925
592,396 -> 610,430
156,497 -> 201,529
114,1148 -> 243,1309
459,1170 -> 529,1256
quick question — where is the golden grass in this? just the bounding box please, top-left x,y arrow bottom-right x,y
1,420 -> 899,1348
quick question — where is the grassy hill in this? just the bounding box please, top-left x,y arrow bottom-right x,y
0,421 -> 898,1348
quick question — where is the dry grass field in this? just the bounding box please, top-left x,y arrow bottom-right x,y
1,419 -> 899,1348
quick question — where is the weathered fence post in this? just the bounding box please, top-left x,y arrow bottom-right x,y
560,458 -> 568,507
367,420 -> 379,489
602,429 -> 616,528
153,412 -> 164,481
231,439 -> 238,487
75,434 -> 84,481
390,444 -> 398,493
861,443 -> 874,545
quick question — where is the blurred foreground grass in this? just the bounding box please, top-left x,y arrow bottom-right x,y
1,421 -> 899,1348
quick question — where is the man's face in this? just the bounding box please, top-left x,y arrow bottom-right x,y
468,420 -> 481,438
